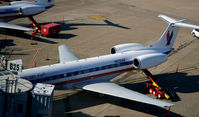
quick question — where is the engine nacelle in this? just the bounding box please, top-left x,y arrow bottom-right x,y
133,53 -> 168,69
111,43 -> 144,54
19,6 -> 45,16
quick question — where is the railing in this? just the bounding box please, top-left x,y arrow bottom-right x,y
0,74 -> 18,93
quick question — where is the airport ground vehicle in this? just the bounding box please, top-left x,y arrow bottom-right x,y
31,23 -> 60,36
146,82 -> 169,99
191,29 -> 199,38
41,23 -> 60,36
143,70 -> 171,100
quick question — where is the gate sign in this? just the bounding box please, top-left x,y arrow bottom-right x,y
7,59 -> 22,72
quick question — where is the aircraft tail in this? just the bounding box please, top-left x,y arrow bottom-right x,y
35,0 -> 55,5
147,15 -> 199,49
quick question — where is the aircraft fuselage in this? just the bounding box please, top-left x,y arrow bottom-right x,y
18,49 -> 169,87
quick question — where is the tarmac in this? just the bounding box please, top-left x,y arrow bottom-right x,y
1,0 -> 199,116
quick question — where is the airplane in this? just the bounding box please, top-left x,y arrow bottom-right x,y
0,0 -> 54,31
18,15 -> 199,108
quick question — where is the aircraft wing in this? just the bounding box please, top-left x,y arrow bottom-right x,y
0,22 -> 34,31
77,82 -> 173,108
58,45 -> 78,63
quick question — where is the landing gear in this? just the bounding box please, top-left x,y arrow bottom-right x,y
192,32 -> 196,37
28,16 -> 41,35
157,93 -> 162,99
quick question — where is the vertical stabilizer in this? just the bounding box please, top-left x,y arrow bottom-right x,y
147,15 -> 199,49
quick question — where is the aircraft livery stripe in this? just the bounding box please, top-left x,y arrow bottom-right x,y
45,5 -> 53,9
28,60 -> 134,85
0,10 -> 19,14
54,67 -> 135,85
0,15 -> 21,19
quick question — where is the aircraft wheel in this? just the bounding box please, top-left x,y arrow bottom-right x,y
192,32 -> 196,37
153,91 -> 156,95
149,88 -> 153,94
157,93 -> 161,99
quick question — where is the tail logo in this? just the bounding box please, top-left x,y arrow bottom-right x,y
166,30 -> 173,46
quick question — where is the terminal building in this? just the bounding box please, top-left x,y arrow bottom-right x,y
0,71 -> 55,117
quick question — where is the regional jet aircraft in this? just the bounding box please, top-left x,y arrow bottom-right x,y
0,0 -> 54,31
19,15 -> 199,108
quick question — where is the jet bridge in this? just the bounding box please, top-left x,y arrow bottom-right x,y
0,71 -> 55,117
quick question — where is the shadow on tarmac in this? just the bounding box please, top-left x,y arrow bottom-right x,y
155,71 -> 199,94
52,71 -> 199,117
61,19 -> 131,31
0,39 -> 15,51
2,29 -> 58,44
53,89 -> 182,117
0,39 -> 29,56
53,90 -> 182,117
68,112 -> 93,117
0,19 -> 129,48
40,19 -> 131,32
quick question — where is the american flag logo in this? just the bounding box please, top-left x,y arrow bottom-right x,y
166,30 -> 173,46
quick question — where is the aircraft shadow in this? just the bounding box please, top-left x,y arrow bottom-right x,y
0,39 -> 29,56
53,89 -> 182,117
0,39 -> 15,51
2,29 -> 58,44
62,19 -> 131,30
52,71 -> 199,117
154,72 -> 199,94
131,71 -> 199,102
15,19 -> 129,41
48,33 -> 77,40
66,112 -> 93,117
39,19 -> 131,32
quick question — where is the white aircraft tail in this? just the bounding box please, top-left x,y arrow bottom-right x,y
36,0 -> 55,5
148,15 -> 199,49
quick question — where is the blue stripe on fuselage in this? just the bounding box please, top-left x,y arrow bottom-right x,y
163,50 -> 172,54
0,10 -> 19,15
45,5 -> 53,9
27,60 -> 134,84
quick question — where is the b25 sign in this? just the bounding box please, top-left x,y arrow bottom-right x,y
7,59 -> 22,72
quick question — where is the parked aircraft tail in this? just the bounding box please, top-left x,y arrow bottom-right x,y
147,14 -> 199,49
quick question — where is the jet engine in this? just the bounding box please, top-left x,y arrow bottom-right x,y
111,43 -> 144,54
133,53 -> 168,69
19,6 -> 45,15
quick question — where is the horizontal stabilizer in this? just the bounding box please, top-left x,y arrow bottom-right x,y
0,22 -> 34,31
148,14 -> 199,49
58,45 -> 78,63
173,22 -> 199,29
159,14 -> 199,29
158,14 -> 178,24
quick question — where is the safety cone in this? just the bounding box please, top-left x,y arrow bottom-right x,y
34,62 -> 36,67
168,107 -> 171,117
46,51 -> 49,60
176,64 -> 179,73
31,36 -> 33,45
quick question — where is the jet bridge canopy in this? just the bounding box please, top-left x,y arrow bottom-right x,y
0,71 -> 33,93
